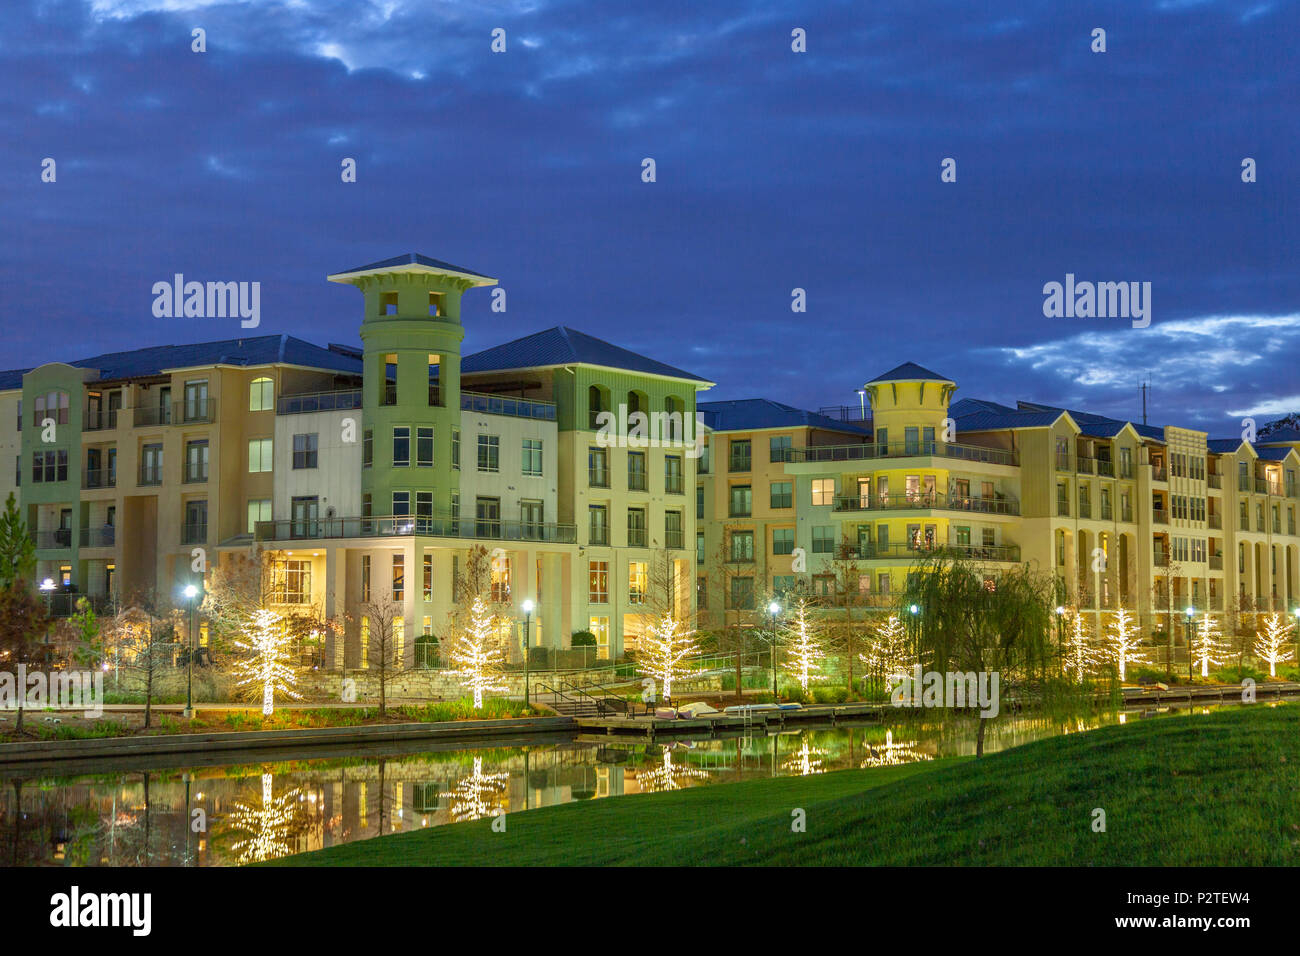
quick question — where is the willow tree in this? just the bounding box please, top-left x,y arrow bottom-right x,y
899,551 -> 1058,757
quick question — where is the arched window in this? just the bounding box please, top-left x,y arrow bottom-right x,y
250,376 -> 274,411
588,385 -> 610,429
663,395 -> 685,442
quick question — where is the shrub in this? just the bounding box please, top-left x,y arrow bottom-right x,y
571,630 -> 597,647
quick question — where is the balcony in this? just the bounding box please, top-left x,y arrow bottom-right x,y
831,493 -> 1021,516
1097,460 -> 1114,477
83,468 -> 116,490
133,404 -> 171,428
256,515 -> 579,544
1256,478 -> 1281,496
1153,551 -> 1170,567
32,529 -> 73,550
1119,464 -> 1134,479
788,440 -> 1017,467
664,530 -> 684,550
1238,477 -> 1250,492
1057,500 -> 1070,517
1076,457 -> 1095,475
1208,514 -> 1222,529
1078,503 -> 1092,519
177,399 -> 216,425
1055,453 -> 1071,471
1151,464 -> 1167,482
80,527 -> 116,548
276,388 -> 362,415
838,543 -> 1022,563
461,391 -> 556,421
1207,474 -> 1221,489
1152,508 -> 1168,524
84,408 -> 119,431
1209,555 -> 1224,570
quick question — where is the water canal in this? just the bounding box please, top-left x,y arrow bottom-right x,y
0,700 -> 1287,866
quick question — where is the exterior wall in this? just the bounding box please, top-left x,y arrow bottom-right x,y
273,407 -> 363,521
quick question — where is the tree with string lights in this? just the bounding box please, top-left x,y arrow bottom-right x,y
861,613 -> 910,692
1102,607 -> 1148,681
637,611 -> 699,702
1061,610 -> 1102,682
231,607 -> 302,716
444,595 -> 507,708
1254,612 -> 1296,678
781,598 -> 825,694
1190,612 -> 1226,678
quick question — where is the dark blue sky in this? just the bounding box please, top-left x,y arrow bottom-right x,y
3,0 -> 1296,436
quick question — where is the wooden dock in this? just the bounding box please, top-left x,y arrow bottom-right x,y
576,703 -> 888,739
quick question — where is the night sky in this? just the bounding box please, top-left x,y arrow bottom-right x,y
3,0 -> 1296,436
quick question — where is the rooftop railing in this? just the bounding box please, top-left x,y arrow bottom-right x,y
255,515 -> 578,544
787,440 -> 1017,467
461,391 -> 557,421
831,493 -> 1020,516
277,388 -> 363,415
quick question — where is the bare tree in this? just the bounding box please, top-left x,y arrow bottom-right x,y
357,593 -> 406,717
104,602 -> 178,730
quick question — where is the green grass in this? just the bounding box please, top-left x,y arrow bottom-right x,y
277,703 -> 1300,866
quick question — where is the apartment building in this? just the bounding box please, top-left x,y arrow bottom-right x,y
698,362 -> 1300,637
0,254 -> 710,665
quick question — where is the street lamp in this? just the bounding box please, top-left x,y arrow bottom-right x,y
39,579 -> 56,651
183,584 -> 199,718
1185,605 -> 1195,681
768,601 -> 781,699
908,604 -> 920,616
521,599 -> 535,708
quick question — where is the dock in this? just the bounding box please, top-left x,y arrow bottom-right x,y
575,702 -> 888,739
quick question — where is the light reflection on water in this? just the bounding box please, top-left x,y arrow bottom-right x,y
0,700 -> 1280,866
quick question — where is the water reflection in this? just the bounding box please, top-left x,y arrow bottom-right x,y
1,701 -> 1283,866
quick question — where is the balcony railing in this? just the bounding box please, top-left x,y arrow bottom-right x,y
1097,460 -> 1114,477
256,515 -> 579,544
276,388 -> 362,415
1153,551 -> 1169,567
1238,477 -> 1250,492
1207,474 -> 1221,489
665,475 -> 684,495
83,468 -> 116,489
1151,464 -> 1167,482
1078,502 -> 1092,519
664,530 -> 684,550
1256,478 -> 1281,496
1208,514 -> 1222,529
461,391 -> 557,421
133,405 -> 172,427
787,440 -> 1017,467
32,529 -> 73,550
1119,464 -> 1134,479
84,408 -> 119,431
1209,555 -> 1224,570
589,469 -> 609,488
627,528 -> 647,547
628,473 -> 647,492
80,527 -> 116,548
1076,457 -> 1095,475
182,523 -> 208,545
729,455 -> 752,472
139,467 -> 163,486
832,493 -> 1020,516
838,543 -> 1022,563
1055,453 -> 1071,471
1152,508 -> 1168,524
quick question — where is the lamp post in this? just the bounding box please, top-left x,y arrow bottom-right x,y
38,579 -> 55,649
521,599 -> 535,707
183,584 -> 198,718
768,601 -> 780,699
1185,605 -> 1195,681
1055,605 -> 1066,669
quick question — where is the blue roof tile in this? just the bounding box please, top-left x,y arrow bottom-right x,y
698,399 -> 870,434
867,361 -> 952,384
331,253 -> 494,280
462,326 -> 711,383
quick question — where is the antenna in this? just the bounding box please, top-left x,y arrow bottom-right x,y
1139,378 -> 1151,425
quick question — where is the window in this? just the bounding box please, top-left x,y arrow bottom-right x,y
697,576 -> 708,610
588,562 -> 609,603
291,496 -> 319,537
627,508 -> 647,547
729,439 -> 751,472
183,500 -> 208,544
182,380 -> 209,422
773,575 -> 796,597
427,354 -> 441,405
477,434 -> 499,473
729,484 -> 752,517
361,555 -> 371,602
665,456 -> 683,494
665,511 -> 683,549
696,531 -> 706,564
250,377 -> 273,411
247,498 -> 271,534
140,444 -> 163,485
360,616 -> 370,668
417,427 -> 434,467
812,479 -> 834,507
34,390 -> 70,426
771,481 -> 792,509
629,562 -> 648,603
522,439 -> 542,477
416,492 -> 433,532
382,354 -> 398,405
696,484 -> 705,519
392,554 -> 405,601
521,500 -> 544,538
730,530 -> 754,562
271,559 -> 312,604
292,433 -> 318,469
451,427 -> 461,469
393,427 -> 410,467
183,439 -> 209,482
622,450 -> 646,491
730,577 -> 755,610
249,438 -> 272,473
588,447 -> 609,487
590,617 -> 610,660
589,505 -> 609,545
812,526 -> 834,554
770,435 -> 792,463
392,492 -> 411,519
363,429 -> 373,467
33,450 -> 68,484
773,528 -> 794,555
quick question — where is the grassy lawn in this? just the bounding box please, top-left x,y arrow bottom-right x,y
278,703 -> 1300,866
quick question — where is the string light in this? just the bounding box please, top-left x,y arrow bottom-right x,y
1254,612 -> 1296,678
445,596 -> 508,708
636,612 -> 700,701
227,772 -> 303,864
1062,610 -> 1102,681
440,756 -> 509,823
1190,612 -> 1226,678
1102,607 -> 1148,681
635,747 -> 709,793
231,608 -> 301,716
861,613 -> 911,690
860,729 -> 931,768
781,599 -> 824,693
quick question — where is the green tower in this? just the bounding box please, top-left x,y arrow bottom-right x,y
328,254 -> 497,519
